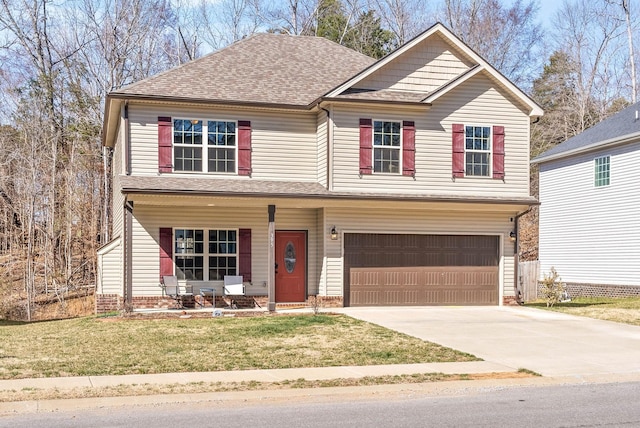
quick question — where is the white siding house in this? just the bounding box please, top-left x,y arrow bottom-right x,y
533,103 -> 640,296
97,23 -> 542,312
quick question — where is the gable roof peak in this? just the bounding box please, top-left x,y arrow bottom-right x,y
324,22 -> 543,117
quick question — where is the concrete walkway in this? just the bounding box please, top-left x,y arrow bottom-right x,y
336,306 -> 640,377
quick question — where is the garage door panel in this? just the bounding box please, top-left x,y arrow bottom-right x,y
345,233 -> 499,306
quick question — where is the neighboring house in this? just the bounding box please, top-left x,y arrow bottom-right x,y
532,103 -> 640,297
97,23 -> 542,313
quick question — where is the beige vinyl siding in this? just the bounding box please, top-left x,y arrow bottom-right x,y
112,113 -> 125,242
331,74 -> 531,198
130,205 -> 321,296
127,103 -> 318,181
97,237 -> 122,295
538,142 -> 640,286
317,110 -> 328,187
323,207 -> 515,301
357,34 -> 474,93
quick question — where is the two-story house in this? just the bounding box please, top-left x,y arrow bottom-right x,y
532,102 -> 640,298
97,23 -> 542,313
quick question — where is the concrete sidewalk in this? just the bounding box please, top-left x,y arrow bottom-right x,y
0,361 -> 514,392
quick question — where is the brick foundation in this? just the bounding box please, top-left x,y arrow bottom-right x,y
546,282 -> 640,299
95,294 -> 123,313
502,295 -> 520,306
95,293 -> 345,313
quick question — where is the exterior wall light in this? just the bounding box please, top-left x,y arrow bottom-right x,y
330,226 -> 338,240
509,231 -> 517,242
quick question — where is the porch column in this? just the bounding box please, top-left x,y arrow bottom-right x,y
268,204 -> 276,311
124,200 -> 133,311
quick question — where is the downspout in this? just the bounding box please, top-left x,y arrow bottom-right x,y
512,208 -> 532,304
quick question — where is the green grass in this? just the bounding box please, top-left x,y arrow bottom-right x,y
0,314 -> 478,379
527,297 -> 640,326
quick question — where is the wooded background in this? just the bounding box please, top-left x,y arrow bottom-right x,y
0,0 -> 636,319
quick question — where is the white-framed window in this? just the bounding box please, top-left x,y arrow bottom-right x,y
373,120 -> 401,173
208,229 -> 237,280
174,228 -> 237,280
594,155 -> 610,187
465,125 -> 491,177
173,119 -> 236,173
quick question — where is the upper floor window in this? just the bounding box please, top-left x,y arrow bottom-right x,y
373,120 -> 401,173
465,125 -> 491,177
173,119 -> 236,173
594,156 -> 610,187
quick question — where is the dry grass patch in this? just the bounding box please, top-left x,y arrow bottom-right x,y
0,314 -> 478,379
0,371 -> 537,403
527,297 -> 640,326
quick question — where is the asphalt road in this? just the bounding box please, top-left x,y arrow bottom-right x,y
2,381 -> 639,427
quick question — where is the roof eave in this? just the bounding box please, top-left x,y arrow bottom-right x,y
121,186 -> 538,206
107,92 -> 315,111
531,131 -> 640,164
319,97 -> 431,109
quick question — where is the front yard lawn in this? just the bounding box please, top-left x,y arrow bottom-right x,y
0,313 -> 478,379
527,297 -> 640,326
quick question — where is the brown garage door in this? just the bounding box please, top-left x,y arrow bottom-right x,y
344,234 -> 499,306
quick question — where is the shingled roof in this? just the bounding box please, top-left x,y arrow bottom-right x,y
113,33 -> 375,107
532,102 -> 640,164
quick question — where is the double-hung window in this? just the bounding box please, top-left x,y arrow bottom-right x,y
208,230 -> 237,280
174,229 -> 238,281
173,119 -> 236,173
174,229 -> 204,280
465,125 -> 491,177
594,156 -> 610,187
373,120 -> 401,173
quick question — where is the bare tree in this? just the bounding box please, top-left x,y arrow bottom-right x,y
440,0 -> 544,88
372,0 -> 431,45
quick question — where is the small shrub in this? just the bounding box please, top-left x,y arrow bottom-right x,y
308,295 -> 322,315
541,267 -> 566,307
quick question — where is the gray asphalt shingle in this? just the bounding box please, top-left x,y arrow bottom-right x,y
114,33 -> 376,107
533,102 -> 640,163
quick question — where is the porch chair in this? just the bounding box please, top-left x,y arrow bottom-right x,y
161,275 -> 193,308
223,275 -> 244,309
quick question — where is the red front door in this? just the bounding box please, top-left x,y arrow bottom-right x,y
275,231 -> 306,302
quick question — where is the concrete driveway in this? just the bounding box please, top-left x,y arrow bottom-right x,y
338,306 -> 640,377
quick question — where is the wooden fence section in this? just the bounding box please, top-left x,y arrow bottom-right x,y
518,260 -> 540,302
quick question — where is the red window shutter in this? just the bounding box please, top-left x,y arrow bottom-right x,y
158,117 -> 173,173
359,118 -> 373,175
452,123 -> 465,178
402,121 -> 415,177
238,121 -> 252,176
238,228 -> 252,282
159,227 -> 173,280
493,126 -> 505,179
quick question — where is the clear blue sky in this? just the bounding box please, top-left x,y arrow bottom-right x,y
537,0 -> 560,25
